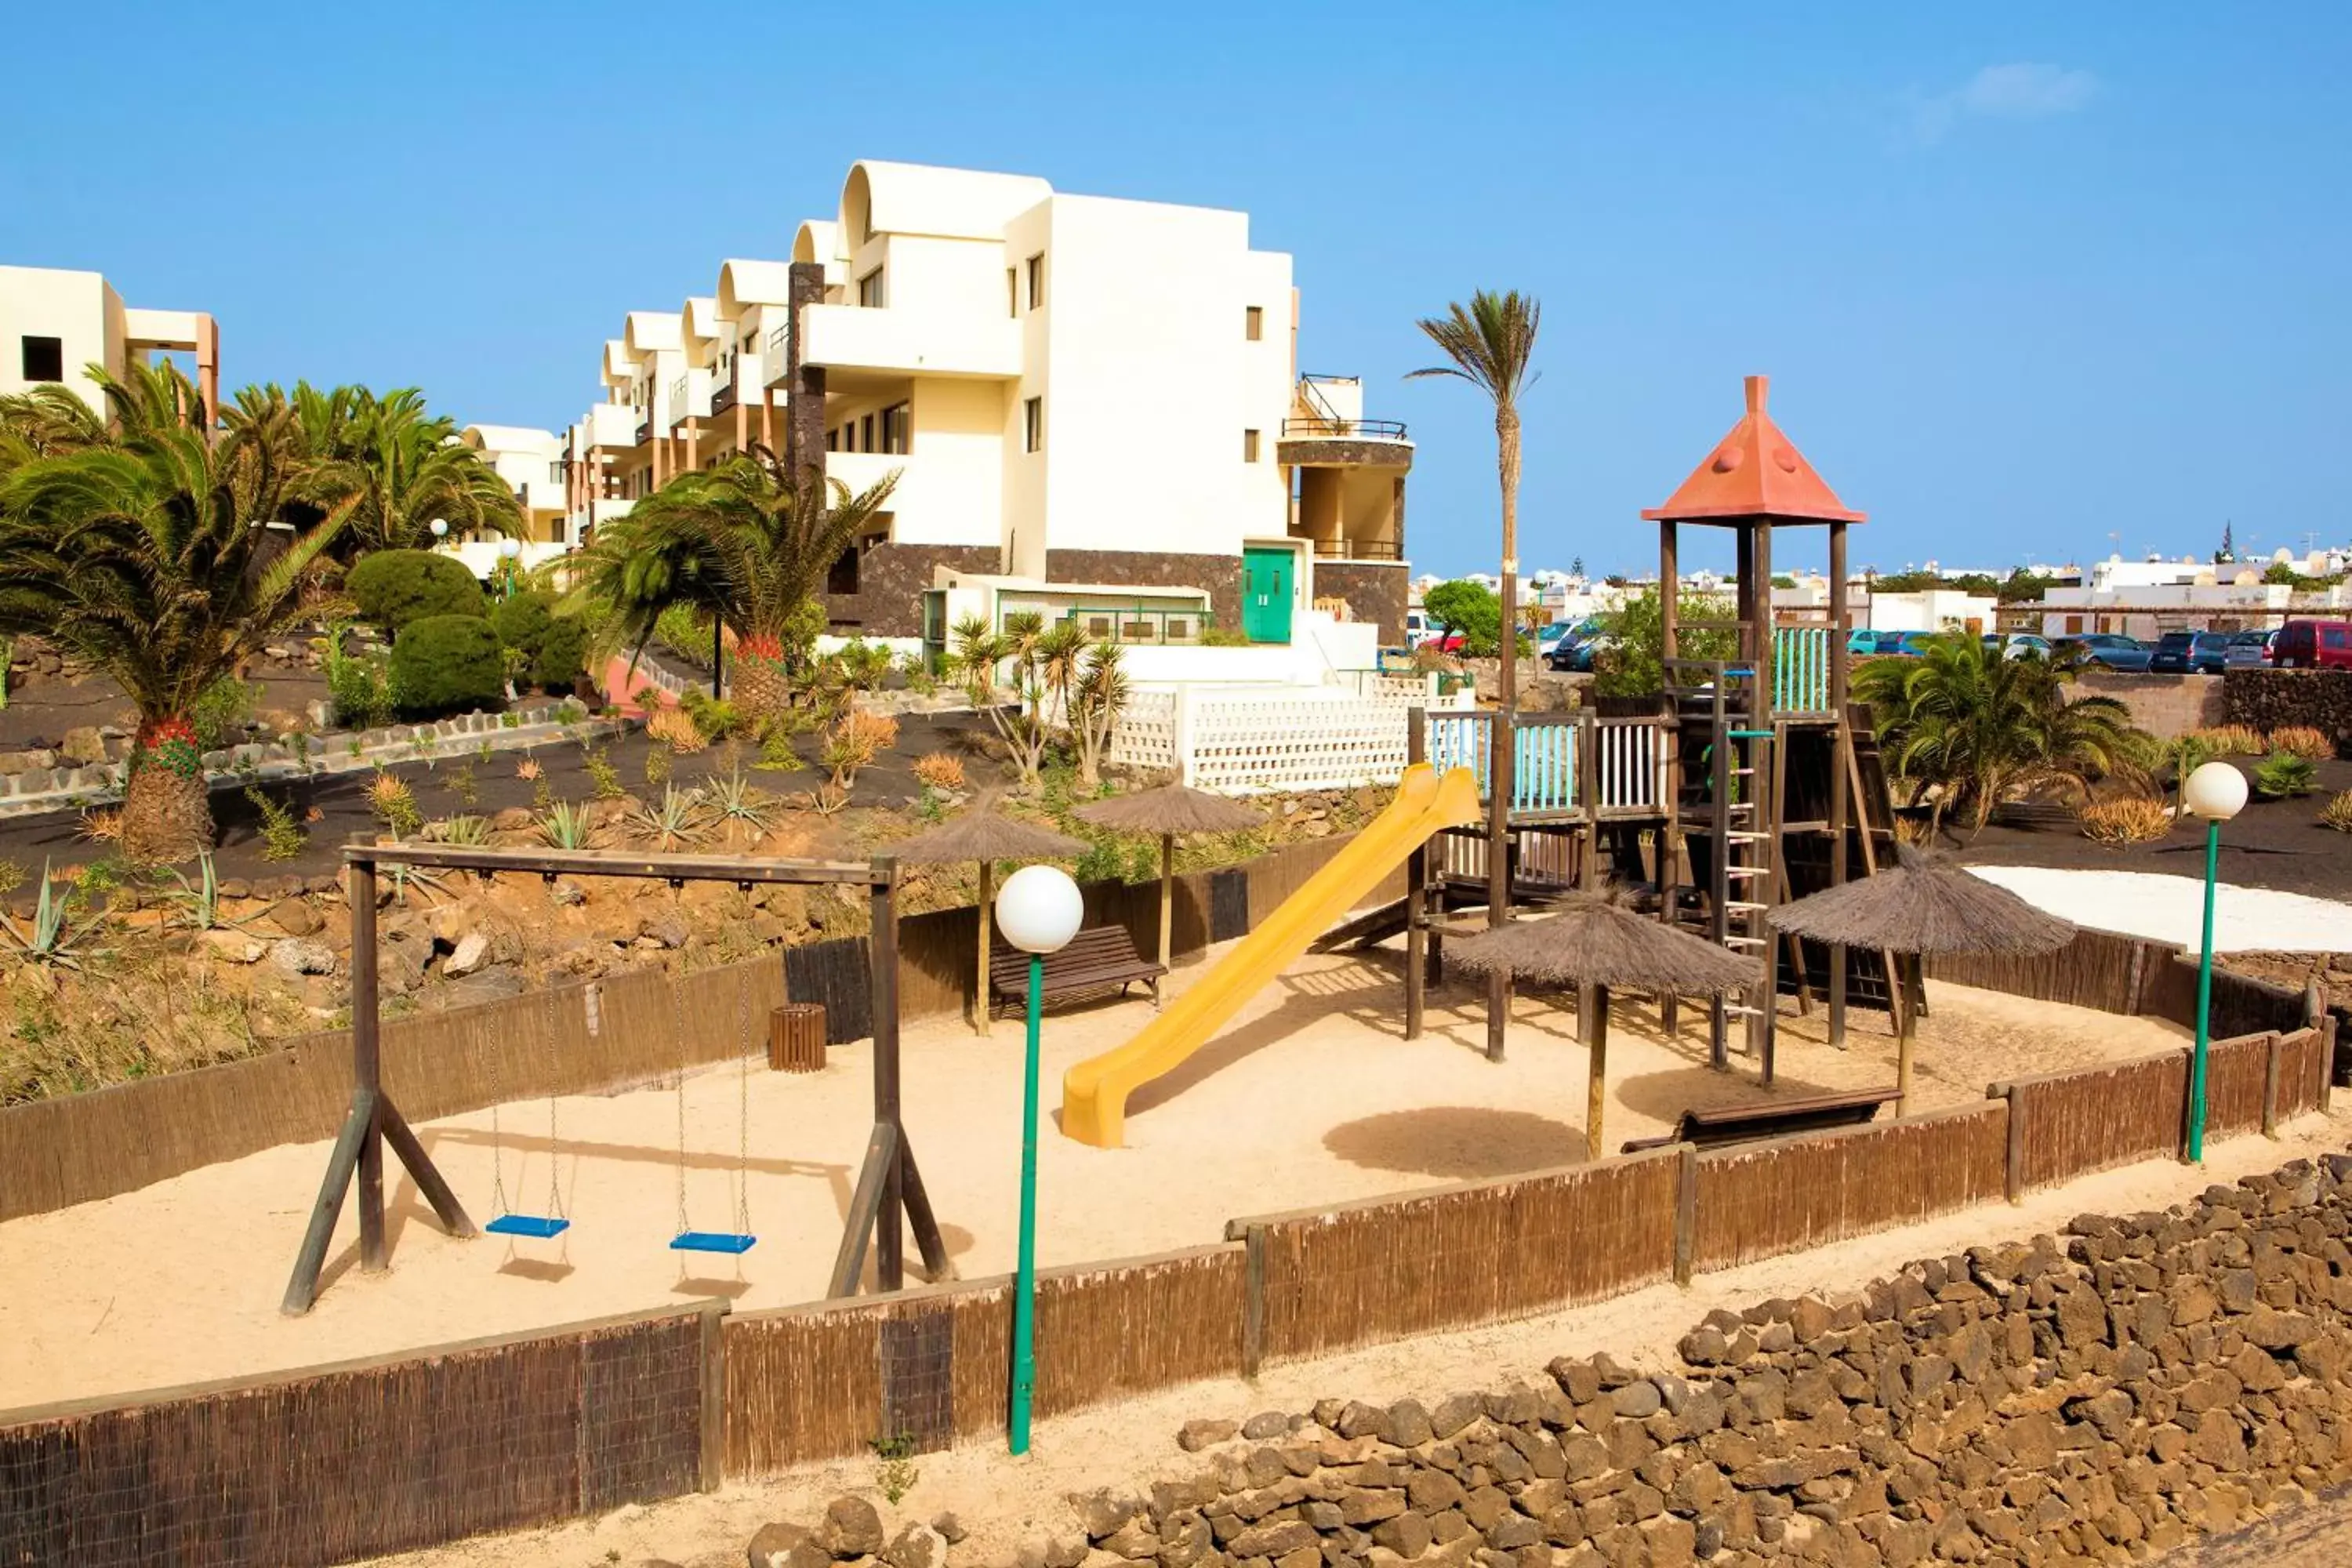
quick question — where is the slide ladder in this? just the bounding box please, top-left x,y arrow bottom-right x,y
1061,764 -> 1482,1148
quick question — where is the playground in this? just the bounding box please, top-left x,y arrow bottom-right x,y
0,930 -> 2191,1410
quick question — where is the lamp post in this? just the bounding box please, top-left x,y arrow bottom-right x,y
993,862 -> 1081,1456
2182,760 -> 2248,1162
496,536 -> 523,601
428,517 -> 449,550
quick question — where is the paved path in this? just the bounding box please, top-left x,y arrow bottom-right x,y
2163,1494 -> 2352,1566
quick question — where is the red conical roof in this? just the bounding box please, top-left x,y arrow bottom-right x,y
1641,376 -> 1865,524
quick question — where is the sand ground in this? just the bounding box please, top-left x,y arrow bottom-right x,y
361,1115 -> 2351,1568
0,936 -> 2193,1412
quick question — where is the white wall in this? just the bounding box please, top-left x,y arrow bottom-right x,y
0,266 -> 118,412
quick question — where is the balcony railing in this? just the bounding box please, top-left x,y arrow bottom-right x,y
711,380 -> 738,416
634,418 -> 652,445
1282,416 -> 1409,441
1306,537 -> 1403,561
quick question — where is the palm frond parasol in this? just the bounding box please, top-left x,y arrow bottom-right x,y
1451,891 -> 1760,1158
1073,782 -> 1267,976
895,800 -> 1087,1035
1768,847 -> 2077,1112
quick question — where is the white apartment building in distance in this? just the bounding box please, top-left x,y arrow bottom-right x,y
561,160 -> 1414,645
0,264 -> 219,417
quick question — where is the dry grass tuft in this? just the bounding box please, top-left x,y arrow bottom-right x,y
2079,797 -> 2174,845
2267,725 -> 2334,761
912,752 -> 966,792
648,706 -> 708,754
2320,790 -> 2352,834
2190,724 -> 2267,757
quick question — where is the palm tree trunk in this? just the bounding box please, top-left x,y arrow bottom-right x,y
121,754 -> 212,864
1484,407 -> 1521,1062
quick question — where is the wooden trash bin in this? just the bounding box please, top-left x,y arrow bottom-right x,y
768,1003 -> 826,1073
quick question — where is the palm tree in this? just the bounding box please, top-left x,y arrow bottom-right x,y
1410,290 -> 1541,1029
1857,633 -> 2151,838
566,446 -> 898,722
0,365 -> 349,861
227,383 -> 518,554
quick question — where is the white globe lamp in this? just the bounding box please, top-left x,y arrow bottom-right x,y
2181,760 -> 2245,1164
995,858 -> 1081,1461
2182,761 -> 2246,822
995,864 -> 1082,955
499,536 -> 523,561
428,517 -> 448,543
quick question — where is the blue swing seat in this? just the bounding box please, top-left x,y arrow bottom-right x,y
485,1213 -> 571,1240
671,1230 -> 757,1255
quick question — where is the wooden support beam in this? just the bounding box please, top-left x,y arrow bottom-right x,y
1827,521 -> 1850,1049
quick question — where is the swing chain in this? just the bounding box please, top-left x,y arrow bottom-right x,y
735,972 -> 753,1236
487,1011 -> 510,1218
672,969 -> 691,1240
544,982 -> 566,1221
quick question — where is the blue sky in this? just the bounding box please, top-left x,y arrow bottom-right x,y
5,3 -> 2346,578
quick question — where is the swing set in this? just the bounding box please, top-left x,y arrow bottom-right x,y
281,840 -> 949,1316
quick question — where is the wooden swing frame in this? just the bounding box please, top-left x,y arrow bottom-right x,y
281,840 -> 948,1315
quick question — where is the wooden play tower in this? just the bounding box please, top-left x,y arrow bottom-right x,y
1646,374 -> 1894,1080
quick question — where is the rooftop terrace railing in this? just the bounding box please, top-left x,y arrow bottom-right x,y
1281,416 -> 1410,441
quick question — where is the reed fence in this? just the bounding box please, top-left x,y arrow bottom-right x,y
1690,1102 -> 2010,1272
0,1305 -> 711,1568
1226,1152 -> 1682,1363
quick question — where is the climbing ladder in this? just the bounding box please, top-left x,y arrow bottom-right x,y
1664,656 -> 1778,1070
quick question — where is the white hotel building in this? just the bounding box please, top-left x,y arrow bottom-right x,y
545,160 -> 1415,648
0,264 -> 219,419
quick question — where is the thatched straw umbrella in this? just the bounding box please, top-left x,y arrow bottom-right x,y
1451,892 -> 1759,1160
1769,848 -> 2076,1115
1073,782 -> 1268,981
895,803 -> 1088,1036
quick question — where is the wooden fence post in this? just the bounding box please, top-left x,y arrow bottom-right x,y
1241,1224 -> 1267,1379
2002,1083 -> 2025,1204
1673,1145 -> 1697,1287
2262,1031 -> 2282,1138
699,1302 -> 728,1492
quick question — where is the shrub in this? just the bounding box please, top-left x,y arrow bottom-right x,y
648,706 -> 707,753
2079,797 -> 2173,845
912,752 -> 966,792
365,771 -> 421,838
347,550 -> 486,635
2267,725 -> 2333,761
582,742 -> 625,800
486,591 -> 590,692
679,688 -> 741,742
244,786 -> 307,861
2319,790 -> 2352,833
190,676 -> 261,750
2190,724 -> 2267,757
389,615 -> 505,717
823,710 -> 897,789
2252,750 -> 2318,800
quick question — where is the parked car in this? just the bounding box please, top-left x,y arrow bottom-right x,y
2149,630 -> 2231,675
2274,619 -> 2352,670
1980,633 -> 2055,661
2223,630 -> 2277,670
1871,630 -> 1941,658
1846,628 -> 1881,655
2057,633 -> 2152,673
1545,632 -> 1616,673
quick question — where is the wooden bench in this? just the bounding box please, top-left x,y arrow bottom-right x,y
1620,1085 -> 1901,1154
989,924 -> 1167,1015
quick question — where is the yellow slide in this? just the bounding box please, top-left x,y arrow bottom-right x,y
1060,763 -> 1482,1148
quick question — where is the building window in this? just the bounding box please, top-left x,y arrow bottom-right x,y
1025,253 -> 1045,310
1023,397 -> 1043,453
860,413 -> 876,452
857,267 -> 887,309
1245,307 -> 1262,342
880,402 -> 910,456
20,336 -> 64,383
826,426 -> 840,452
1243,429 -> 1261,463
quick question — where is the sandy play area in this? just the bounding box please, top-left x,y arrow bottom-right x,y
0,939 -> 2194,1412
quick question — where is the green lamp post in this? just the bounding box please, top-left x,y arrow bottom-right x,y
2181,760 -> 2248,1163
993,862 -> 1082,1455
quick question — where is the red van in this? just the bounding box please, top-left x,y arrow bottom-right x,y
2274,619 -> 2352,669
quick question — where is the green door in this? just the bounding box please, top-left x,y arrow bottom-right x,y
1241,548 -> 1294,644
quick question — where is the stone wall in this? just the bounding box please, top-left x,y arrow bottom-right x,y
2224,669 -> 2352,751
2078,670 -> 2227,740
1051,1152 -> 2352,1568
1315,561 -> 1410,645
823,543 -> 1002,637
1046,550 -> 1243,639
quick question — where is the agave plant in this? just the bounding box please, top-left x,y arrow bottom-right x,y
629,785 -> 708,851
158,850 -> 237,931
706,769 -> 773,837
535,800 -> 597,851
430,814 -> 492,846
0,862 -> 96,968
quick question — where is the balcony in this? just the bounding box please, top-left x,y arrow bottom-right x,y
1277,415 -> 1414,470
800,303 -> 1020,383
826,448 -> 911,501
711,378 -> 739,416
580,402 -> 644,450
1304,536 -> 1403,561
